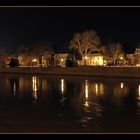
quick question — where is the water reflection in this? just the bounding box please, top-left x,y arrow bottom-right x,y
32,76 -> 39,103
80,80 -> 103,131
137,85 -> 140,100
41,79 -> 47,96
9,77 -> 19,96
59,79 -> 67,103
61,79 -> 64,94
4,75 -> 140,132
120,82 -> 124,89
114,82 -> 129,98
13,82 -> 16,96
95,83 -> 104,96
84,80 -> 89,107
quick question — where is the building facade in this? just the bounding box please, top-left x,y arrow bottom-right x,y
78,54 -> 105,66
54,53 -> 68,67
127,48 -> 140,66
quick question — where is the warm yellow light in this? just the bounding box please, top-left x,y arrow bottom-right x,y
32,76 -> 37,92
84,101 -> 89,107
120,57 -> 123,60
85,80 -> 88,99
32,76 -> 38,100
120,83 -> 124,89
103,60 -> 106,66
136,64 -> 140,67
99,59 -> 103,65
85,56 -> 88,60
32,58 -> 37,62
61,59 -> 64,62
138,85 -> 140,100
61,79 -> 64,94
95,83 -> 99,95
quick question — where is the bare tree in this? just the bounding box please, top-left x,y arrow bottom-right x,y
107,42 -> 124,65
69,30 -> 101,57
0,48 -> 8,67
30,41 -> 54,67
99,45 -> 107,55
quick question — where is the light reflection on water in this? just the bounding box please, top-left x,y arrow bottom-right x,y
1,75 -> 140,132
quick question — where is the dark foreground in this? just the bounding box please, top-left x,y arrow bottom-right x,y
0,74 -> 140,133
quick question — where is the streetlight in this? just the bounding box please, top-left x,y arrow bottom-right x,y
32,58 -> 37,62
60,58 -> 64,67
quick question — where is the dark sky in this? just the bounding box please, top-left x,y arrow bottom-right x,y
0,7 -> 140,53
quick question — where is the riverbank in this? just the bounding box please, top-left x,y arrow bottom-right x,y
0,66 -> 140,78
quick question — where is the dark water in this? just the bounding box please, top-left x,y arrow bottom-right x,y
0,74 -> 140,133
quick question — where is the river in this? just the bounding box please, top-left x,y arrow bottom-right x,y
0,74 -> 139,133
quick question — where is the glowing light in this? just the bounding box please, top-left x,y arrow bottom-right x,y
138,85 -> 140,100
85,56 -> 88,60
120,57 -> 123,60
85,80 -> 88,99
32,76 -> 37,92
95,83 -> 99,95
103,60 -> 106,66
84,101 -> 89,107
93,83 -> 104,96
61,79 -> 64,94
32,76 -> 38,99
98,57 -> 103,65
120,83 -> 124,89
136,64 -> 140,67
61,59 -> 64,62
32,58 -> 37,62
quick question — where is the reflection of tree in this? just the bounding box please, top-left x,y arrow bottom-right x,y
107,42 -> 124,65
9,77 -> 19,96
16,42 -> 54,67
112,83 -> 129,109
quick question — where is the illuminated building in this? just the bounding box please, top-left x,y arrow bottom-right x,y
78,54 -> 105,66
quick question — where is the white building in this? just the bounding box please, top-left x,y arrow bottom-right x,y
78,54 -> 105,66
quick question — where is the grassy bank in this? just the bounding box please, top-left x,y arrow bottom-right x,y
0,66 -> 140,78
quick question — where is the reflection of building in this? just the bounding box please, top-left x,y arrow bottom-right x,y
32,76 -> 39,100
60,79 -> 65,94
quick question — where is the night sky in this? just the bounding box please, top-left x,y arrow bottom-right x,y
0,7 -> 140,53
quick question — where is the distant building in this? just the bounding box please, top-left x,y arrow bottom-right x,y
135,48 -> 140,66
54,53 -> 68,67
127,48 -> 140,66
78,53 -> 105,66
54,53 -> 107,67
127,54 -> 135,65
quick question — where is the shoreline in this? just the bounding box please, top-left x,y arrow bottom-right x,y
0,66 -> 140,78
